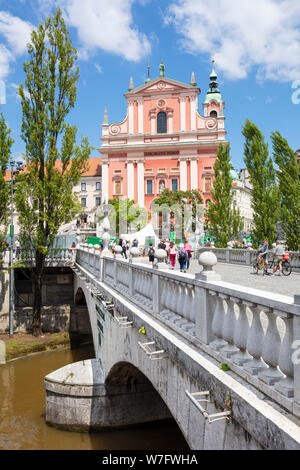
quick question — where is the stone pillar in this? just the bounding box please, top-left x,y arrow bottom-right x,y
137,98 -> 144,134
167,110 -> 173,133
190,95 -> 197,131
190,157 -> 198,190
127,161 -> 134,200
137,161 -> 145,207
180,97 -> 186,131
128,100 -> 134,134
101,159 -> 109,202
150,110 -> 156,135
179,158 -> 188,191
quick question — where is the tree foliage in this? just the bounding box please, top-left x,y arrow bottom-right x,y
271,132 -> 300,251
205,143 -> 242,247
0,113 -> 14,232
242,120 -> 280,244
15,9 -> 91,336
98,198 -> 148,237
154,189 -> 203,238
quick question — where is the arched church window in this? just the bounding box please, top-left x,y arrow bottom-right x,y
210,110 -> 218,118
157,112 -> 167,134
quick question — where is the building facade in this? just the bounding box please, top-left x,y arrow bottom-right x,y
231,168 -> 254,233
99,62 -> 228,213
4,158 -> 102,235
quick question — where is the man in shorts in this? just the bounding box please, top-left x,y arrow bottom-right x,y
273,240 -> 284,276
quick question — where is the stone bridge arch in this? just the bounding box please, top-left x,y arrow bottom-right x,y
102,361 -> 188,442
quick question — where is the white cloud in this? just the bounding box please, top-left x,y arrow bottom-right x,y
166,0 -> 300,82
38,0 -> 151,62
0,11 -> 33,80
0,11 -> 32,55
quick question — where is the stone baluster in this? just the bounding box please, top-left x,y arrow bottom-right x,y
152,271 -> 160,315
275,314 -> 294,398
128,264 -> 134,297
182,285 -> 193,321
232,301 -> 252,366
170,281 -> 179,316
178,283 -> 186,317
220,296 -> 240,357
209,293 -> 228,351
294,295 -> 300,416
244,305 -> 268,375
259,309 -> 284,385
160,280 -> 169,315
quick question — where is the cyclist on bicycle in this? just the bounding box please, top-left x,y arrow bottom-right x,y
256,240 -> 270,273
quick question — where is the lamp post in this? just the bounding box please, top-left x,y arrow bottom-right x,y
9,161 -> 22,338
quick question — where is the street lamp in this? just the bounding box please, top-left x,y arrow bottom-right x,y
9,160 -> 22,338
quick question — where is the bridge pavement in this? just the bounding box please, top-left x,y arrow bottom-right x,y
138,257 -> 300,298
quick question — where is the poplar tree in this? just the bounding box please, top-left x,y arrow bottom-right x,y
206,143 -> 242,247
0,113 -> 14,250
242,120 -> 280,245
15,9 -> 91,336
271,132 -> 300,251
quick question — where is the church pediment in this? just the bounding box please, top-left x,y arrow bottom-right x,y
125,78 -> 200,97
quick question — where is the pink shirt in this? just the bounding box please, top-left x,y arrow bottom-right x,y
169,246 -> 178,254
184,243 -> 192,252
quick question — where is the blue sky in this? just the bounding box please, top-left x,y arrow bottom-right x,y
1,0 -> 300,170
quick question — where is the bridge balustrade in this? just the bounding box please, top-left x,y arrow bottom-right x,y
196,248 -> 300,271
75,247 -> 300,418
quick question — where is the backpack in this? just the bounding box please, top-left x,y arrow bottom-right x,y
178,249 -> 186,261
149,247 -> 155,256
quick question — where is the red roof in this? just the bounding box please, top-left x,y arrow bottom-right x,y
3,157 -> 102,181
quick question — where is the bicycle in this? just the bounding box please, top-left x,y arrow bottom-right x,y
252,256 -> 270,275
269,253 -> 292,276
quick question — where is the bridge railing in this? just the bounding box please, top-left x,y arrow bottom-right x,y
195,247 -> 300,271
11,248 -> 76,266
75,247 -> 300,418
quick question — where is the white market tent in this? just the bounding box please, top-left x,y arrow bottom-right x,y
120,223 -> 159,246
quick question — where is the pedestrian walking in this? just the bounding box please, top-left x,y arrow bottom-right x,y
169,242 -> 177,270
184,239 -> 192,270
178,243 -> 188,272
121,238 -> 127,259
148,243 -> 155,266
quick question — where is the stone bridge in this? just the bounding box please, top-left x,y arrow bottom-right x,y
44,245 -> 300,450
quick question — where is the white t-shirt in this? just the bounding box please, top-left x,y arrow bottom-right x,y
274,244 -> 284,256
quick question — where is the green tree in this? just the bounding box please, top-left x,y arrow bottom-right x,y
242,120 -> 280,245
154,189 -> 203,239
98,198 -> 148,238
205,143 -> 242,247
271,132 -> 300,251
0,113 -> 14,248
15,9 -> 91,336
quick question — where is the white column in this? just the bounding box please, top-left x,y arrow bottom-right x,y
127,161 -> 134,200
150,111 -> 156,135
179,159 -> 187,191
128,101 -> 134,134
137,161 -> 145,207
190,158 -> 198,190
101,160 -> 109,202
138,98 -> 144,134
180,97 -> 186,132
190,96 -> 196,131
167,111 -> 173,133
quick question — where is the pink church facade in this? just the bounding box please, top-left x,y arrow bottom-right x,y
99,62 -> 228,213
